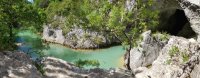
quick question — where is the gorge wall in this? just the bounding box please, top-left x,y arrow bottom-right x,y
159,0 -> 200,40
42,0 -> 200,49
42,25 -> 119,49
127,0 -> 200,78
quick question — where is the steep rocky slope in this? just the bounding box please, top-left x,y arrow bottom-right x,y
42,0 -> 200,49
131,35 -> 200,78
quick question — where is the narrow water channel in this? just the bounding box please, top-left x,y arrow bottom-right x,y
16,30 -> 125,69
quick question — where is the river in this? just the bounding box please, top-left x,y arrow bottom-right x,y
16,30 -> 126,69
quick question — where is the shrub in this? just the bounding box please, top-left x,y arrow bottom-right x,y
168,45 -> 179,57
75,59 -> 100,68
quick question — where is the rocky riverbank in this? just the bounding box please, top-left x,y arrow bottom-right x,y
0,51 -> 132,78
42,26 -> 119,49
126,0 -> 200,77
2,34 -> 200,78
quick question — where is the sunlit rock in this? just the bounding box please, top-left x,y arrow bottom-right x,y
0,51 -> 42,78
129,30 -> 168,70
133,36 -> 200,78
42,57 -> 133,78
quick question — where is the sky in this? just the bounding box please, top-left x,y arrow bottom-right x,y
28,0 -> 33,3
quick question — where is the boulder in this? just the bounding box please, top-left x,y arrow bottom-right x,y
133,36 -> 200,78
0,51 -> 42,78
0,51 -> 133,78
129,30 -> 168,70
42,57 -> 133,78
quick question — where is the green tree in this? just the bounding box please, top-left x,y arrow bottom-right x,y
44,0 -> 159,69
0,0 -> 46,51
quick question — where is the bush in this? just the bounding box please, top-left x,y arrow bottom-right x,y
75,59 -> 100,68
169,45 -> 179,57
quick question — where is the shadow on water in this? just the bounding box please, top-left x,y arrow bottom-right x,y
16,31 -> 49,60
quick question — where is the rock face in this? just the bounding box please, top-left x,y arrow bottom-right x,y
129,30 -> 169,70
42,26 -> 118,49
42,57 -> 133,78
161,0 -> 200,41
131,36 -> 200,78
0,51 -> 42,78
177,0 -> 200,41
43,25 -> 65,44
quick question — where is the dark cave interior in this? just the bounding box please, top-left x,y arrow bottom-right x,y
159,9 -> 196,38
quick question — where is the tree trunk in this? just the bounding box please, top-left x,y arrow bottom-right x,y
123,32 -> 132,70
113,33 -> 123,43
125,49 -> 131,70
8,24 -> 13,43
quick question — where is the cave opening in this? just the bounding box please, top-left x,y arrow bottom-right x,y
158,9 -> 196,38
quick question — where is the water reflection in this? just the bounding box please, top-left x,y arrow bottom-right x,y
16,31 -> 49,60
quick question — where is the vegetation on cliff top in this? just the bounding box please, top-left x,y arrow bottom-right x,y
37,0 -> 159,49
0,0 -> 159,53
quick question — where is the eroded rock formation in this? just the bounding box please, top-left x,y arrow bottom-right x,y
129,30 -> 168,70
159,0 -> 200,40
0,51 -> 42,78
177,0 -> 200,41
132,36 -> 200,78
42,25 -> 118,49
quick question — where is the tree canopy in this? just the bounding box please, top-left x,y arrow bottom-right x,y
0,0 -> 46,51
44,0 -> 159,48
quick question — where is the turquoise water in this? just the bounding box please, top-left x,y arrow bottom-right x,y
16,30 -> 125,69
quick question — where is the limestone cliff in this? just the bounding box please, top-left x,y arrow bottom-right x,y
42,25 -> 118,49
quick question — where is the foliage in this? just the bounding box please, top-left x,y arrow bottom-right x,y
169,45 -> 179,57
153,31 -> 170,41
93,37 -> 103,45
0,0 -> 46,51
181,50 -> 190,63
44,0 -> 159,49
75,59 -> 100,68
158,32 -> 170,41
83,33 -> 91,39
34,61 -> 45,75
166,59 -> 172,65
167,46 -> 190,64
